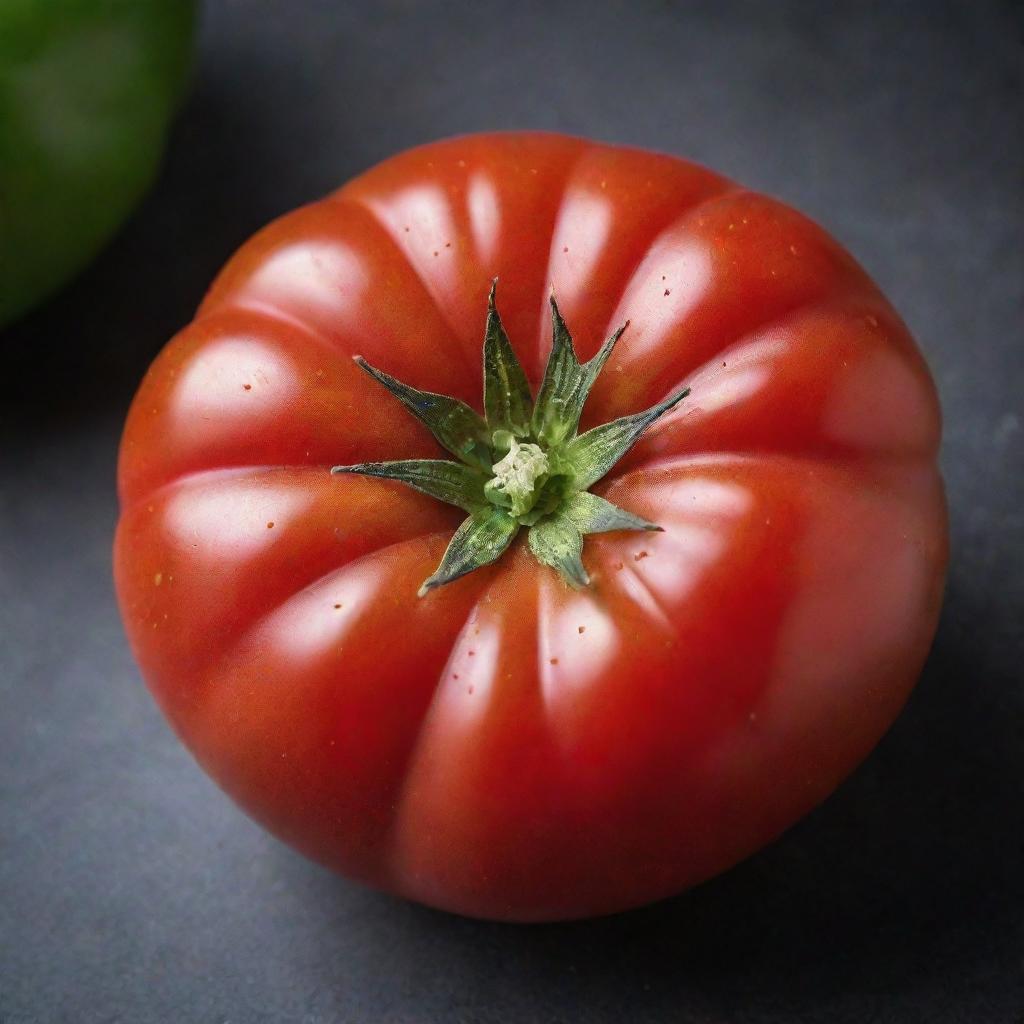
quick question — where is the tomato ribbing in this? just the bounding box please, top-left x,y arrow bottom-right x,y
114,133 -> 947,921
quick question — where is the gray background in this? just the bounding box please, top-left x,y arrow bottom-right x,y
2,1 -> 1022,1021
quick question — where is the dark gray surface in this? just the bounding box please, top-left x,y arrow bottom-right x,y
2,1 -> 1022,1021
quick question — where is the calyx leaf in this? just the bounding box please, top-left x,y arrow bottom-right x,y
562,490 -> 661,535
528,513 -> 589,588
483,280 -> 533,437
564,387 -> 690,491
532,294 -> 628,448
330,459 -> 487,513
419,508 -> 519,596
354,357 -> 492,470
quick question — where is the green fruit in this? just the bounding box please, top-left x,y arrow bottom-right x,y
0,0 -> 197,326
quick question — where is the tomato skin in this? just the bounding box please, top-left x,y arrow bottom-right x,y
114,133 -> 947,921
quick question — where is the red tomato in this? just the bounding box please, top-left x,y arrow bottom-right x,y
114,133 -> 947,921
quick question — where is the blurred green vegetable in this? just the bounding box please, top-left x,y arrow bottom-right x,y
0,0 -> 197,327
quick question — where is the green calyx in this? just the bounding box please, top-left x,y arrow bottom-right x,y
331,281 -> 689,595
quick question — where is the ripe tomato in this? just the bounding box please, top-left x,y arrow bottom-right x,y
115,133 -> 947,921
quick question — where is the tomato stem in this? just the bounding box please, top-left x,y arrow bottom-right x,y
331,281 -> 688,594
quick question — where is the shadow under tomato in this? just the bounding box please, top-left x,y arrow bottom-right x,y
280,562 -> 1021,1020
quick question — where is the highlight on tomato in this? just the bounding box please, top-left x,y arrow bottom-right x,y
114,133 -> 947,921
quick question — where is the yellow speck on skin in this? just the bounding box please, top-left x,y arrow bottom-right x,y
154,572 -> 163,586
